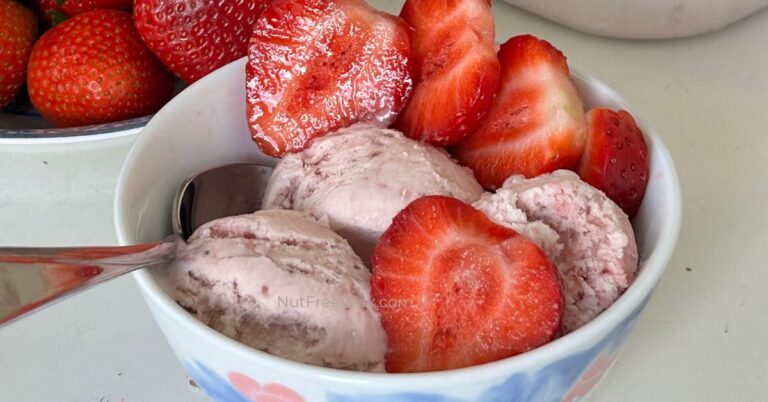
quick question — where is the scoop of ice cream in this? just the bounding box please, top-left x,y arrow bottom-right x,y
473,170 -> 638,333
171,209 -> 386,371
262,124 -> 483,264
472,191 -> 564,262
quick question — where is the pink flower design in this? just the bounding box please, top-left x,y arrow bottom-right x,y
228,372 -> 305,402
562,350 -> 616,402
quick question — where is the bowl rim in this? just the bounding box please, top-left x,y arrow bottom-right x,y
0,115 -> 150,145
114,65 -> 682,385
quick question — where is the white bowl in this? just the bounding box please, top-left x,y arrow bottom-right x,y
503,0 -> 768,39
114,57 -> 681,402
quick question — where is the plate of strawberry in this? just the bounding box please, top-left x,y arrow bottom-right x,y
0,0 -> 271,141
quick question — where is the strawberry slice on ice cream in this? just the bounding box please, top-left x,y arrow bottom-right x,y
578,108 -> 650,217
453,34 -> 587,189
394,0 -> 499,146
372,195 -> 563,373
246,0 -> 413,157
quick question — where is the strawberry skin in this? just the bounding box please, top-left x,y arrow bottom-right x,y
372,195 -> 563,373
134,0 -> 269,84
246,0 -> 413,157
393,0 -> 499,146
578,108 -> 649,217
27,10 -> 175,127
61,0 -> 131,16
453,34 -> 588,189
34,0 -> 130,26
0,0 -> 36,110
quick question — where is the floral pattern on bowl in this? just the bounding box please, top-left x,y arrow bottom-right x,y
327,297 -> 648,402
184,360 -> 305,402
182,296 -> 648,402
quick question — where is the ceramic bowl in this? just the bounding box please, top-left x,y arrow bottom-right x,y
114,57 -> 681,402
502,0 -> 768,39
0,111 -> 149,144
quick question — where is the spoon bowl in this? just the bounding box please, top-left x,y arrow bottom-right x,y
0,162 -> 273,327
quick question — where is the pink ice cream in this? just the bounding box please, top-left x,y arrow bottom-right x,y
262,124 -> 483,264
473,170 -> 638,333
170,209 -> 386,371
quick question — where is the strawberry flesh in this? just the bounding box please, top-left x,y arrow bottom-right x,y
578,108 -> 649,217
372,195 -> 563,373
393,0 -> 499,146
246,0 -> 412,157
452,34 -> 587,189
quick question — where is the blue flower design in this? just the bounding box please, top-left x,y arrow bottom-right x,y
478,298 -> 649,402
327,297 -> 649,402
183,360 -> 251,402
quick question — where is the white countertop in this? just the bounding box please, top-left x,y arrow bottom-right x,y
2,1 -> 767,401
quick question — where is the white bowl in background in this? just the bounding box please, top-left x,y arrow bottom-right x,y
503,0 -> 768,39
114,57 -> 681,402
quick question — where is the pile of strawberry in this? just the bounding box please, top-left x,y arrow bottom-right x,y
0,0 -> 270,127
244,0 -> 650,373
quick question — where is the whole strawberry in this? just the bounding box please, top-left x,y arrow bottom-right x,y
34,0 -> 131,26
0,0 -> 36,110
27,9 -> 174,127
134,0 -> 269,84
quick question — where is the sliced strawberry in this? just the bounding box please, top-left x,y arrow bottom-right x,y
393,0 -> 499,146
372,195 -> 563,373
452,34 -> 587,189
578,108 -> 649,217
246,0 -> 413,157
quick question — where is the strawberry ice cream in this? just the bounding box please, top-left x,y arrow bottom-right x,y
473,170 -> 638,333
170,209 -> 386,371
262,124 -> 484,264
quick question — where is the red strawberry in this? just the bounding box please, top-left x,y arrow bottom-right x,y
32,0 -> 67,26
453,34 -> 588,189
134,0 -> 269,84
0,0 -> 36,110
27,10 -> 174,127
34,0 -> 130,26
372,195 -> 563,373
578,108 -> 649,217
394,0 -> 499,146
246,0 -> 413,157
60,0 -> 130,15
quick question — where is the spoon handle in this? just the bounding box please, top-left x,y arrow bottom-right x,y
0,236 -> 180,327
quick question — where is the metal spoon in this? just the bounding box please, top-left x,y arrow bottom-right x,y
0,163 -> 273,327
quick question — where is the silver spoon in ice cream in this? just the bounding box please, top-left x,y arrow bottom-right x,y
0,163 -> 274,327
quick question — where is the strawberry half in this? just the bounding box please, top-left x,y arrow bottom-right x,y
452,34 -> 588,189
578,108 -> 649,217
393,0 -> 499,146
372,195 -> 563,373
246,0 -> 412,157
